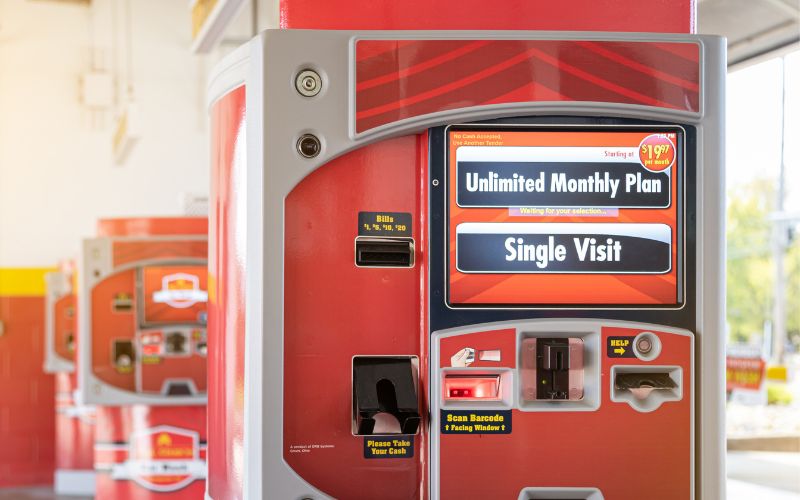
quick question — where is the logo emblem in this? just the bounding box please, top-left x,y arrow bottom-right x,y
152,273 -> 208,309
112,426 -> 205,492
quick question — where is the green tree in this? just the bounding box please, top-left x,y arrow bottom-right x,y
727,178 -> 800,346
727,179 -> 775,343
785,223 -> 800,347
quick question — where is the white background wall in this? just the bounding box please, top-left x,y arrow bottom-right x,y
0,0 -> 269,267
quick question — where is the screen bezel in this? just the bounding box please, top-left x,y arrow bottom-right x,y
444,124 -> 685,309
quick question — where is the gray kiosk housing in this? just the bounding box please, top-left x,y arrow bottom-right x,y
208,30 -> 725,499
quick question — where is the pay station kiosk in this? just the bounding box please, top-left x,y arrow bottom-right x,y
44,262 -> 96,496
77,217 -> 208,498
207,3 -> 725,499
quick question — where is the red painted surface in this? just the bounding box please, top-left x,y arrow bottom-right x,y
280,0 -> 695,33
208,84 -> 247,500
54,372 -> 95,471
0,296 -> 55,487
283,135 -> 427,498
112,240 -> 208,267
437,326 -> 692,499
97,217 -> 208,238
94,405 -> 206,498
355,40 -> 700,132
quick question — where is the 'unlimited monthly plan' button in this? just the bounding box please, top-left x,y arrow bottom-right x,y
455,223 -> 671,274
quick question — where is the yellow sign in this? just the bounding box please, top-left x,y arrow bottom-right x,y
0,267 -> 56,296
364,436 -> 414,459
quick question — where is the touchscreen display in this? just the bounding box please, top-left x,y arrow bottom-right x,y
447,127 -> 682,306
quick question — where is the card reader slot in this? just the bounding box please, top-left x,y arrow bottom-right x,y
355,238 -> 414,268
610,365 -> 682,412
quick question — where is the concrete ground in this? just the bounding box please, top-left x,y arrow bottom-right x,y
728,451 -> 800,499
0,487 -> 90,500
1,452 -> 798,499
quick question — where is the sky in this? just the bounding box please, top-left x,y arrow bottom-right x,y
727,49 -> 800,214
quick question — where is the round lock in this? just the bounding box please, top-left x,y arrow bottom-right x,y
633,331 -> 661,361
295,69 -> 322,97
296,134 -> 322,158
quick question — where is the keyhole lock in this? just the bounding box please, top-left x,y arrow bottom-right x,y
297,134 -> 322,158
295,69 -> 322,97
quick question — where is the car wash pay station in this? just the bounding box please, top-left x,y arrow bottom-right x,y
206,1 -> 726,499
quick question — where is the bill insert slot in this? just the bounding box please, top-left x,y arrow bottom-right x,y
355,237 -> 414,268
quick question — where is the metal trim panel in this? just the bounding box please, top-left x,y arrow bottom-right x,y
44,271 -> 75,373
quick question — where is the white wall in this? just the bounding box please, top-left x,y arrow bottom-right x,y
0,0 -> 256,267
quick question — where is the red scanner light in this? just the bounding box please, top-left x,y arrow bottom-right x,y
449,388 -> 473,398
443,375 -> 501,401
